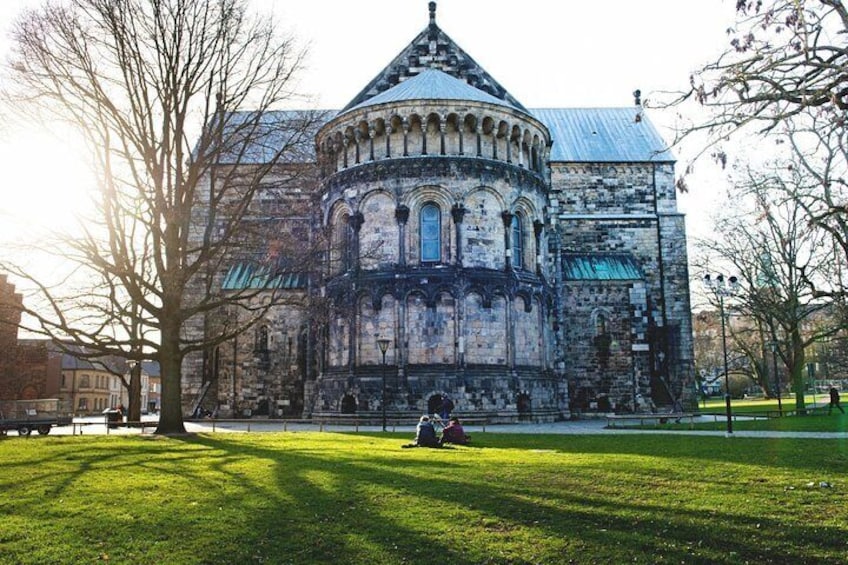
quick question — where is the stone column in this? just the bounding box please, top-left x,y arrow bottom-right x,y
537,298 -> 548,369
456,290 -> 466,368
349,212 -> 364,273
398,295 -> 408,380
438,120 -> 446,155
451,204 -> 466,266
395,205 -> 409,267
506,296 -> 515,370
403,119 -> 410,157
368,129 -> 375,161
533,220 -> 544,276
354,131 -> 362,165
348,297 -> 358,371
422,121 -> 428,155
501,211 -> 514,272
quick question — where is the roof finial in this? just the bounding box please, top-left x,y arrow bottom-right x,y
429,2 -> 437,26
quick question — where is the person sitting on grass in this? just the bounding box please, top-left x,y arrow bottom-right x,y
403,415 -> 441,448
440,417 -> 469,445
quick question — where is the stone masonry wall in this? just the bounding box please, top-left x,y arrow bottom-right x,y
561,282 -> 636,413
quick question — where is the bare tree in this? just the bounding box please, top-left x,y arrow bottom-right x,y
695,163 -> 841,410
676,1 -> 848,142
0,0 -> 325,433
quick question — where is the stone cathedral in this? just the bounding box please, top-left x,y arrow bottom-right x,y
183,3 -> 694,422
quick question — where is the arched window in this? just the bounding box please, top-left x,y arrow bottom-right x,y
595,313 -> 608,336
256,325 -> 269,353
420,203 -> 441,262
511,214 -> 523,269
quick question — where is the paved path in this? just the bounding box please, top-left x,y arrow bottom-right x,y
15,416 -> 848,439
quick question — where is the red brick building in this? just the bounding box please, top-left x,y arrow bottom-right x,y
0,275 -> 50,400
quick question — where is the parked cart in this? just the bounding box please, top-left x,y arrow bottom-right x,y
0,399 -> 72,436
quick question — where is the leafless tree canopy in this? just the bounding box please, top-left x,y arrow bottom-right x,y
1,0 -> 323,433
678,1 -> 848,140
695,162 -> 845,407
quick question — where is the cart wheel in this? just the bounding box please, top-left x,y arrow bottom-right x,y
37,425 -> 51,435
18,425 -> 32,437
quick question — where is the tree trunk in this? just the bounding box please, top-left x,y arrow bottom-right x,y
128,363 -> 142,423
790,329 -> 806,412
156,319 -> 186,434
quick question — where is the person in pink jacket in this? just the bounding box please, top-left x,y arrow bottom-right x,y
440,417 -> 469,445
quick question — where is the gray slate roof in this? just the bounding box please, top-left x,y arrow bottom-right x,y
532,107 -> 674,163
222,106 -> 672,165
344,69 -> 519,114
211,109 -> 333,165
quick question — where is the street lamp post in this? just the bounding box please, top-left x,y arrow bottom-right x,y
377,338 -> 390,432
767,339 -> 782,416
703,274 -> 739,436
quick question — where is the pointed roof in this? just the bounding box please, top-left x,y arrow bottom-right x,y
340,2 -> 526,113
346,69 -> 519,113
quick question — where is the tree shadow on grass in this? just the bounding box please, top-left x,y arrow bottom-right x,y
2,433 -> 846,564
173,432 -> 848,564
454,432 -> 848,475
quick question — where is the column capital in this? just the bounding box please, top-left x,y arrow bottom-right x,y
451,204 -> 467,224
395,205 -> 410,225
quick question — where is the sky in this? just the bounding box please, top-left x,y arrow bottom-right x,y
0,0 -> 740,255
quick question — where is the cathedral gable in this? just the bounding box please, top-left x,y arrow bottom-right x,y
340,2 -> 526,113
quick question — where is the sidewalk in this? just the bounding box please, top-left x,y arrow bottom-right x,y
20,415 -> 848,438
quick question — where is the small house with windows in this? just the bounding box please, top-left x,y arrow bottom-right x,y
183,3 -> 693,421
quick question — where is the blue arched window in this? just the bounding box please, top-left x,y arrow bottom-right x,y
511,214 -> 523,269
420,203 -> 441,262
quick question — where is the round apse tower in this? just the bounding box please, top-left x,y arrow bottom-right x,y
311,68 -> 561,422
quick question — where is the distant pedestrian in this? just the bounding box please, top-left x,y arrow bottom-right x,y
828,387 -> 845,415
439,396 -> 454,420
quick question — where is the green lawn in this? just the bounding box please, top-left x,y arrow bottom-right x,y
685,396 -> 848,432
1,432 -> 847,564
700,396 -> 799,414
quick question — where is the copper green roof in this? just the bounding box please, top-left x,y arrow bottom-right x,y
561,254 -> 643,281
221,263 -> 306,290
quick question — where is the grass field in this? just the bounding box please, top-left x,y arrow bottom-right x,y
686,396 -> 848,432
699,396 -> 803,414
2,431 -> 847,564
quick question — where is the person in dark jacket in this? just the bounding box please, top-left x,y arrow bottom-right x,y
403,415 -> 440,448
440,417 -> 469,445
829,387 -> 845,415
439,396 -> 454,420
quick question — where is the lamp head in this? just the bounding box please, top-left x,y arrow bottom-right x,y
377,338 -> 390,354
